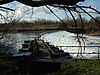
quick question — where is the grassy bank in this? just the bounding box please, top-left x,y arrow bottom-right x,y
47,60 -> 100,75
0,59 -> 100,75
0,23 -> 100,36
0,17 -> 100,35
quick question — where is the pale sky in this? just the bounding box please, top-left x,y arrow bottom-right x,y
0,0 -> 100,22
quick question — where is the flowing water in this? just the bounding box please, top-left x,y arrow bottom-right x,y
11,30 -> 100,59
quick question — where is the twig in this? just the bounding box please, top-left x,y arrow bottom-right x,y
0,6 -> 14,11
76,5 -> 100,26
76,5 -> 100,14
46,5 -> 67,29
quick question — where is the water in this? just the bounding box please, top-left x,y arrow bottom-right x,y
39,30 -> 100,59
7,30 -> 100,59
0,32 -> 38,53
15,32 -> 38,50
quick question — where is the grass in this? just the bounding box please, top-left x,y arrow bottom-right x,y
0,59 -> 100,75
46,60 -> 100,75
0,58 -> 19,75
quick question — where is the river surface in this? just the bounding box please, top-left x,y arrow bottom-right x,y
13,30 -> 100,59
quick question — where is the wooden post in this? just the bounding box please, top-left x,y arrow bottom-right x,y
98,47 -> 99,60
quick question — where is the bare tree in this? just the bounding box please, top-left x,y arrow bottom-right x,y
0,0 -> 99,58
0,2 -> 33,55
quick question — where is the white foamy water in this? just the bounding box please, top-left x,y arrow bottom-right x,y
11,30 -> 100,59
39,30 -> 100,59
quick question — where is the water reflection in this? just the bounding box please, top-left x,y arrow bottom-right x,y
4,30 -> 100,58
15,33 -> 38,50
0,32 -> 38,55
0,33 -> 19,54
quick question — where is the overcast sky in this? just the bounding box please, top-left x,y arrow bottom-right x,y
0,0 -> 100,22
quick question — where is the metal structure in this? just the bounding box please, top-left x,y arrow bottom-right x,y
58,46 -> 100,59
0,0 -> 100,58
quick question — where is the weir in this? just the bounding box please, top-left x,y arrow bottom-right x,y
57,46 -> 100,59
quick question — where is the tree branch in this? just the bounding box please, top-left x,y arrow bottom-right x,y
17,0 -> 85,7
0,0 -> 14,5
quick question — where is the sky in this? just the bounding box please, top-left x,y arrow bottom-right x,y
0,0 -> 100,22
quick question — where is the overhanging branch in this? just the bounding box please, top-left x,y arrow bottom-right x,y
16,0 -> 85,7
0,0 -> 14,5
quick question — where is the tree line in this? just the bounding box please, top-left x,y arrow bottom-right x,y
0,16 -> 100,34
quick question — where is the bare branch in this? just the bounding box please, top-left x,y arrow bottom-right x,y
17,0 -> 85,7
76,5 -> 100,26
0,0 -> 14,5
0,6 -> 14,11
46,5 -> 67,29
76,5 -> 100,14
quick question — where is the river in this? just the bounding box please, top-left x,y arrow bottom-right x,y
12,30 -> 100,59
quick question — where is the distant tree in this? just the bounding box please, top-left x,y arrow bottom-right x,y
0,2 -> 32,55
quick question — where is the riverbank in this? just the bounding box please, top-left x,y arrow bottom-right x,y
0,23 -> 99,36
87,32 -> 100,36
47,60 -> 100,75
0,59 -> 100,75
